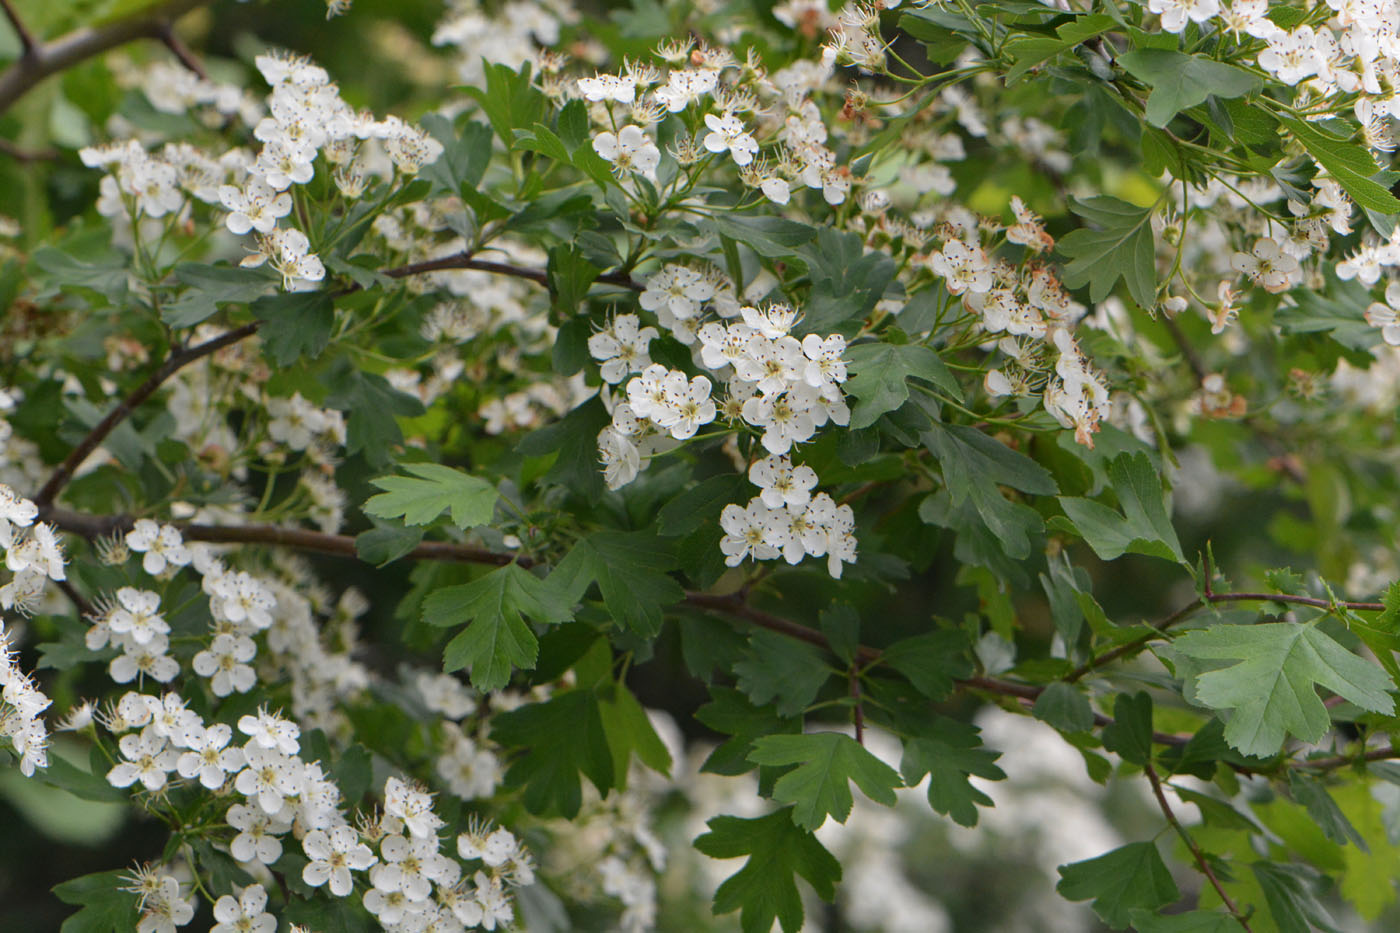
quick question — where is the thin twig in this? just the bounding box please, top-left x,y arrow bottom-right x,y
0,0 -> 37,57
157,22 -> 206,80
33,323 -> 259,507
849,666 -> 865,746
0,137 -> 60,161
1145,764 -> 1254,931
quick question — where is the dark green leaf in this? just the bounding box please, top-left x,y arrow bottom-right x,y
550,531 -> 683,638
1101,691 -> 1153,766
1056,451 -> 1184,563
492,688 -> 614,817
1057,842 -> 1181,929
881,628 -> 972,700
748,732 -> 901,829
900,717 -> 1005,827
1058,196 -> 1156,307
694,810 -> 841,933
733,629 -> 831,717
1033,682 -> 1095,733
1118,50 -> 1261,127
250,291 -> 335,367
845,342 -> 962,428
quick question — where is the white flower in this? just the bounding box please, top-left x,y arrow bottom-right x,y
238,706 -> 301,754
125,520 -> 191,576
760,175 -> 791,204
236,744 -> 304,814
303,825 -> 377,897
577,72 -> 637,103
108,587 -> 168,646
1365,282 -> 1400,346
110,632 -> 180,684
107,729 -> 179,791
929,239 -> 993,295
219,179 -> 293,235
588,313 -> 658,384
177,722 -> 246,789
1231,237 -> 1300,293
211,884 -> 275,933
749,454 -> 819,510
5,523 -> 66,580
228,802 -> 291,865
598,426 -> 641,490
720,499 -> 783,565
703,112 -> 759,166
653,373 -> 717,440
1147,0 -> 1219,33
640,265 -> 714,320
653,69 -> 718,111
0,484 -> 37,550
193,633 -> 258,696
742,391 -> 817,455
384,775 -> 444,839
592,125 -> 660,177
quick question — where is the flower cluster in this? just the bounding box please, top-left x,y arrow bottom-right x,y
0,619 -> 50,776
720,454 -> 858,578
0,483 -> 65,613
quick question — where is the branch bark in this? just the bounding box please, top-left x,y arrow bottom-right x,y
0,0 -> 213,115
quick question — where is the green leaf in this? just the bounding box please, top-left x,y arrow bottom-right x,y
54,870 -> 139,933
1171,620 -> 1396,757
164,262 -> 273,326
697,686 -> 802,776
748,732 -> 902,830
546,243 -> 599,316
36,753 -> 125,803
694,810 -> 842,933
1003,14 -> 1117,84
819,604 -> 860,666
1057,195 -> 1156,307
656,473 -> 748,537
1117,50 -> 1262,128
1032,682 -> 1096,733
1056,451 -> 1184,563
797,227 -> 897,336
324,364 -> 426,467
424,564 -> 573,691
881,628 -> 972,700
845,342 -> 962,428
733,629 -> 831,717
598,681 -> 673,782
419,114 -> 493,196
1288,771 -> 1367,850
1057,842 -> 1181,929
354,523 -> 425,566
698,214 -> 816,258
1278,114 -> 1400,214
900,717 -> 1006,827
1251,861 -> 1344,933
1127,909 -> 1247,933
492,688 -> 614,817
924,423 -> 1056,559
464,62 -> 546,149
364,463 -> 498,529
250,291 -> 335,367
550,531 -> 683,637
1100,691 -> 1153,766
517,396 -> 611,497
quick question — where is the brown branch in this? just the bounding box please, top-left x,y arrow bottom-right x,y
0,0 -> 37,57
156,21 -> 206,81
0,0 -> 212,116
1292,745 -> 1400,772
1146,764 -> 1253,931
372,250 -> 643,294
33,322 -> 260,507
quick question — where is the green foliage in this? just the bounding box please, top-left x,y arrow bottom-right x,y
364,463 -> 499,528
491,688 -> 614,818
693,811 -> 841,933
747,732 -> 902,830
900,717 -> 1006,827
844,341 -> 961,428
1117,50 -> 1261,128
1057,842 -> 1181,929
1057,196 -> 1157,307
550,531 -> 684,637
423,564 -> 573,691
1055,451 -> 1184,563
1171,621 -> 1396,756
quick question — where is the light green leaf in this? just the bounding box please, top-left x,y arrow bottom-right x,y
694,810 -> 841,933
1126,909 -> 1246,933
1171,621 -> 1396,757
1118,50 -> 1262,128
424,564 -> 573,691
1057,196 -> 1156,307
748,733 -> 902,830
364,463 -> 498,529
1057,842 -> 1181,929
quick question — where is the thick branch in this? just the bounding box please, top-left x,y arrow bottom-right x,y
0,0 -> 212,115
